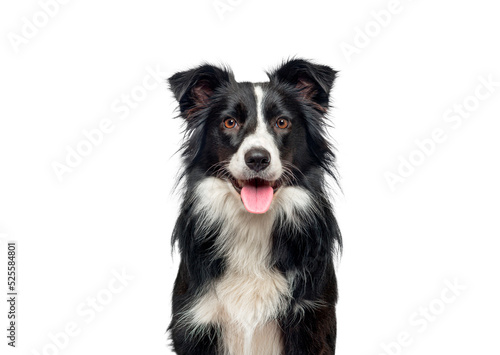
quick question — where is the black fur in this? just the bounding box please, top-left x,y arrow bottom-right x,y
167,59 -> 342,354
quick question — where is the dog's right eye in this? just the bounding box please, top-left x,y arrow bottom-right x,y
223,118 -> 237,129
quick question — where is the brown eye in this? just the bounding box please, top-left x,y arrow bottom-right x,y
224,118 -> 237,129
276,118 -> 290,129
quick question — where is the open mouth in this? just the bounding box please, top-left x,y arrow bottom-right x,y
230,177 -> 281,194
229,177 -> 281,214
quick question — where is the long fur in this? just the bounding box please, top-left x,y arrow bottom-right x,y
167,59 -> 342,355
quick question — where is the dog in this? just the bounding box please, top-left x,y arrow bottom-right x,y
167,59 -> 342,354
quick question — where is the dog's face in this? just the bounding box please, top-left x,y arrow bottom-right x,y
169,59 -> 337,214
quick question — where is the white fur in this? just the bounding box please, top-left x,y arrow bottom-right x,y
227,85 -> 283,181
186,177 -> 314,354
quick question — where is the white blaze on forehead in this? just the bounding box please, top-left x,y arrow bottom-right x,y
254,85 -> 265,122
228,84 -> 282,180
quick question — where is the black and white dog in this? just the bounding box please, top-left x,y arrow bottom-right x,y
167,59 -> 342,354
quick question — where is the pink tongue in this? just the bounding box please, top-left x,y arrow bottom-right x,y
240,185 -> 274,214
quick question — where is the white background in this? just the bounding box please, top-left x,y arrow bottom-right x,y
1,0 -> 499,354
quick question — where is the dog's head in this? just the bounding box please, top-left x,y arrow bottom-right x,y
169,59 -> 337,214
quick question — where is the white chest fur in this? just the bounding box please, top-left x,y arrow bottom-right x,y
187,178 -> 313,355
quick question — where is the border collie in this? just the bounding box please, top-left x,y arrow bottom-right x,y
167,59 -> 342,355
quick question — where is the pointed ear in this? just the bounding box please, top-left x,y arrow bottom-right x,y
268,59 -> 338,112
168,64 -> 233,120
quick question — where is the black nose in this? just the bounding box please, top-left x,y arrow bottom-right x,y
245,148 -> 271,172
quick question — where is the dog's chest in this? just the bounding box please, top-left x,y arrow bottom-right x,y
190,211 -> 290,354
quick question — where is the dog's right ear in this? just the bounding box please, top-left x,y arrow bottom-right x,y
168,64 -> 233,120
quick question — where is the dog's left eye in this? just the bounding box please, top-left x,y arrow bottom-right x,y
223,118 -> 237,129
275,117 -> 290,129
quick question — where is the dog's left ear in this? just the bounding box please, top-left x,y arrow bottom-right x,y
268,59 -> 337,112
168,64 -> 233,120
